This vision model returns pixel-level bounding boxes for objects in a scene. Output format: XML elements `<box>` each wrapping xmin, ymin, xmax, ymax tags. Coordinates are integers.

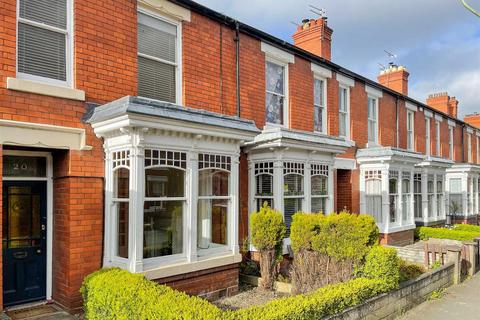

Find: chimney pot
<box><xmin>377</xmin><ymin>65</ymin><xmax>409</xmax><ymax>95</ymax></box>
<box><xmin>292</xmin><ymin>17</ymin><xmax>333</xmax><ymax>60</ymax></box>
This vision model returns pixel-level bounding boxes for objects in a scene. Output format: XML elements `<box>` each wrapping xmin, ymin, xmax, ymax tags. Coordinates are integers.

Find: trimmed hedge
<box><xmin>361</xmin><ymin>246</ymin><xmax>400</xmax><ymax>291</ymax></box>
<box><xmin>416</xmin><ymin>226</ymin><xmax>480</xmax><ymax>242</ymax></box>
<box><xmin>81</xmin><ymin>268</ymin><xmax>393</xmax><ymax>320</ymax></box>
<box><xmin>452</xmin><ymin>224</ymin><xmax>480</xmax><ymax>233</ymax></box>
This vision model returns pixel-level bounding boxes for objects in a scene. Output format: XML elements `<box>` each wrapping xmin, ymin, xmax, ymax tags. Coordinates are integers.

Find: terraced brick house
<box><xmin>0</xmin><ymin>0</ymin><xmax>479</xmax><ymax>312</ymax></box>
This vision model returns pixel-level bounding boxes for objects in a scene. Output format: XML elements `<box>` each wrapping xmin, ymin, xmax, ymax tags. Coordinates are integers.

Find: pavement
<box><xmin>401</xmin><ymin>272</ymin><xmax>480</xmax><ymax>320</ymax></box>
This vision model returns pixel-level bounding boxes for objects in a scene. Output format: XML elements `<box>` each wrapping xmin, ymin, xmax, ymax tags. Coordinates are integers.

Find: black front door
<box><xmin>2</xmin><ymin>181</ymin><xmax>47</xmax><ymax>306</ymax></box>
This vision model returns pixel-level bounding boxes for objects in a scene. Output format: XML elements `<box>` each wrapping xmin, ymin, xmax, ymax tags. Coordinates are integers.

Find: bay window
<box><xmin>365</xmin><ymin>171</ymin><xmax>382</xmax><ymax>223</ymax></box>
<box><xmin>311</xmin><ymin>164</ymin><xmax>329</xmax><ymax>214</ymax></box>
<box><xmin>402</xmin><ymin>172</ymin><xmax>411</xmax><ymax>223</ymax></box>
<box><xmin>467</xmin><ymin>178</ymin><xmax>472</xmax><ymax>214</ymax></box>
<box><xmin>427</xmin><ymin>175</ymin><xmax>434</xmax><ymax>218</ymax></box>
<box><xmin>144</xmin><ymin>150</ymin><xmax>187</xmax><ymax>259</ymax></box>
<box><xmin>197</xmin><ymin>154</ymin><xmax>231</xmax><ymax>250</ymax></box>
<box><xmin>414</xmin><ymin>174</ymin><xmax>422</xmax><ymax>219</ymax></box>
<box><xmin>254</xmin><ymin>162</ymin><xmax>274</xmax><ymax>211</ymax></box>
<box><xmin>138</xmin><ymin>11</ymin><xmax>180</xmax><ymax>103</ymax></box>
<box><xmin>389</xmin><ymin>171</ymin><xmax>399</xmax><ymax>223</ymax></box>
<box><xmin>266</xmin><ymin>61</ymin><xmax>287</xmax><ymax>125</ymax></box>
<box><xmin>314</xmin><ymin>78</ymin><xmax>327</xmax><ymax>133</ymax></box>
<box><xmin>284</xmin><ymin>162</ymin><xmax>304</xmax><ymax>234</ymax></box>
<box><xmin>112</xmin><ymin>150</ymin><xmax>130</xmax><ymax>259</ymax></box>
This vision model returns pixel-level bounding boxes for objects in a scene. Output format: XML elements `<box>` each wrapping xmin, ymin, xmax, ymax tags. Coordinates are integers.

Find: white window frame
<box><xmin>413</xmin><ymin>173</ymin><xmax>422</xmax><ymax>219</ymax></box>
<box><xmin>364</xmin><ymin>170</ymin><xmax>383</xmax><ymax>224</ymax></box>
<box><xmin>137</xmin><ymin>8</ymin><xmax>183</xmax><ymax>104</ymax></box>
<box><xmin>468</xmin><ymin>133</ymin><xmax>472</xmax><ymax>163</ymax></box>
<box><xmin>435</xmin><ymin>120</ymin><xmax>441</xmax><ymax>156</ymax></box>
<box><xmin>313</xmin><ymin>76</ymin><xmax>328</xmax><ymax>134</ymax></box>
<box><xmin>407</xmin><ymin>110</ymin><xmax>415</xmax><ymax>151</ymax></box>
<box><xmin>425</xmin><ymin>118</ymin><xmax>431</xmax><ymax>156</ymax></box>
<box><xmin>16</xmin><ymin>0</ymin><xmax>73</xmax><ymax>87</ymax></box>
<box><xmin>449</xmin><ymin>126</ymin><xmax>454</xmax><ymax>160</ymax></box>
<box><xmin>265</xmin><ymin>57</ymin><xmax>289</xmax><ymax>127</ymax></box>
<box><xmin>339</xmin><ymin>85</ymin><xmax>350</xmax><ymax>139</ymax></box>
<box><xmin>368</xmin><ymin>96</ymin><xmax>379</xmax><ymax>145</ymax></box>
<box><xmin>310</xmin><ymin>164</ymin><xmax>330</xmax><ymax>214</ymax></box>
<box><xmin>389</xmin><ymin>171</ymin><xmax>399</xmax><ymax>225</ymax></box>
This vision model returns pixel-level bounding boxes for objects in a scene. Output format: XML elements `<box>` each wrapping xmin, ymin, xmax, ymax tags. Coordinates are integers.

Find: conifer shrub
<box><xmin>361</xmin><ymin>246</ymin><xmax>400</xmax><ymax>291</ymax></box>
<box><xmin>250</xmin><ymin>203</ymin><xmax>286</xmax><ymax>290</ymax></box>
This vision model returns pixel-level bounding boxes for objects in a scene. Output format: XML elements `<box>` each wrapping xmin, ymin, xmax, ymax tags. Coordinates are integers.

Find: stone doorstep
<box><xmin>2</xmin><ymin>303</ymin><xmax>75</xmax><ymax>320</ymax></box>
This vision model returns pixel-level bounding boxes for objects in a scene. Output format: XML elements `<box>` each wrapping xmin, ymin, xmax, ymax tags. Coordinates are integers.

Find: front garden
<box><xmin>80</xmin><ymin>206</ymin><xmax>425</xmax><ymax>319</ymax></box>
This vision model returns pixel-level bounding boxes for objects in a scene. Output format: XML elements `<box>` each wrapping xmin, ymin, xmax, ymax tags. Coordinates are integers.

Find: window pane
<box><xmin>266</xmin><ymin>92</ymin><xmax>284</xmax><ymax>124</ymax></box>
<box><xmin>284</xmin><ymin>174</ymin><xmax>303</xmax><ymax>196</ymax></box>
<box><xmin>450</xmin><ymin>179</ymin><xmax>462</xmax><ymax>193</ymax></box>
<box><xmin>114</xmin><ymin>168</ymin><xmax>129</xmax><ymax>199</ymax></box>
<box><xmin>18</xmin><ymin>23</ymin><xmax>66</xmax><ymax>81</ymax></box>
<box><xmin>266</xmin><ymin>61</ymin><xmax>284</xmax><ymax>94</ymax></box>
<box><xmin>117</xmin><ymin>202</ymin><xmax>129</xmax><ymax>259</ymax></box>
<box><xmin>368</xmin><ymin>120</ymin><xmax>375</xmax><ymax>142</ymax></box>
<box><xmin>145</xmin><ymin>168</ymin><xmax>184</xmax><ymax>198</ymax></box>
<box><xmin>449</xmin><ymin>194</ymin><xmax>463</xmax><ymax>214</ymax></box>
<box><xmin>144</xmin><ymin>201</ymin><xmax>183</xmax><ymax>258</ymax></box>
<box><xmin>138</xmin><ymin>13</ymin><xmax>176</xmax><ymax>63</ymax></box>
<box><xmin>402</xmin><ymin>194</ymin><xmax>410</xmax><ymax>222</ymax></box>
<box><xmin>366</xmin><ymin>195</ymin><xmax>382</xmax><ymax>223</ymax></box>
<box><xmin>311</xmin><ymin>176</ymin><xmax>327</xmax><ymax>195</ymax></box>
<box><xmin>199</xmin><ymin>170</ymin><xmax>229</xmax><ymax>197</ymax></box>
<box><xmin>3</xmin><ymin>156</ymin><xmax>46</xmax><ymax>178</ymax></box>
<box><xmin>314</xmin><ymin>105</ymin><xmax>323</xmax><ymax>132</ymax></box>
<box><xmin>256</xmin><ymin>174</ymin><xmax>273</xmax><ymax>196</ymax></box>
<box><xmin>284</xmin><ymin>198</ymin><xmax>302</xmax><ymax>236</ymax></box>
<box><xmin>311</xmin><ymin>197</ymin><xmax>326</xmax><ymax>214</ymax></box>
<box><xmin>414</xmin><ymin>195</ymin><xmax>422</xmax><ymax>218</ymax></box>
<box><xmin>20</xmin><ymin>0</ymin><xmax>67</xmax><ymax>29</ymax></box>
<box><xmin>314</xmin><ymin>78</ymin><xmax>324</xmax><ymax>106</ymax></box>
<box><xmin>198</xmin><ymin>199</ymin><xmax>228</xmax><ymax>249</ymax></box>
<box><xmin>339</xmin><ymin>113</ymin><xmax>346</xmax><ymax>136</ymax></box>
<box><xmin>138</xmin><ymin>56</ymin><xmax>176</xmax><ymax>103</ymax></box>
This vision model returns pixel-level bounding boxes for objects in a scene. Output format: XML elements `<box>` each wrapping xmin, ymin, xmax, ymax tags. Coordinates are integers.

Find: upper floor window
<box><xmin>17</xmin><ymin>0</ymin><xmax>71</xmax><ymax>86</ymax></box>
<box><xmin>407</xmin><ymin>110</ymin><xmax>415</xmax><ymax>151</ymax></box>
<box><xmin>435</xmin><ymin>121</ymin><xmax>441</xmax><ymax>156</ymax></box>
<box><xmin>138</xmin><ymin>12</ymin><xmax>180</xmax><ymax>103</ymax></box>
<box><xmin>425</xmin><ymin>118</ymin><xmax>430</xmax><ymax>156</ymax></box>
<box><xmin>339</xmin><ymin>86</ymin><xmax>350</xmax><ymax>138</ymax></box>
<box><xmin>314</xmin><ymin>77</ymin><xmax>327</xmax><ymax>133</ymax></box>
<box><xmin>449</xmin><ymin>126</ymin><xmax>454</xmax><ymax>160</ymax></box>
<box><xmin>266</xmin><ymin>60</ymin><xmax>287</xmax><ymax>125</ymax></box>
<box><xmin>468</xmin><ymin>133</ymin><xmax>472</xmax><ymax>163</ymax></box>
<box><xmin>367</xmin><ymin>97</ymin><xmax>378</xmax><ymax>145</ymax></box>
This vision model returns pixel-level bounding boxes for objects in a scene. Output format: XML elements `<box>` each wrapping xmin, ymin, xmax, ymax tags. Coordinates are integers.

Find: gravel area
<box><xmin>213</xmin><ymin>284</ymin><xmax>289</xmax><ymax>311</ymax></box>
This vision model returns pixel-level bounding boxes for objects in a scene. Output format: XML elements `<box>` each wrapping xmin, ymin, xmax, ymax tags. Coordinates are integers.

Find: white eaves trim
<box><xmin>424</xmin><ymin>110</ymin><xmax>433</xmax><ymax>118</ymax></box>
<box><xmin>311</xmin><ymin>63</ymin><xmax>332</xmax><ymax>78</ymax></box>
<box><xmin>435</xmin><ymin>114</ymin><xmax>444</xmax><ymax>122</ymax></box>
<box><xmin>0</xmin><ymin>119</ymin><xmax>91</xmax><ymax>150</ymax></box>
<box><xmin>448</xmin><ymin>119</ymin><xmax>456</xmax><ymax>127</ymax></box>
<box><xmin>7</xmin><ymin>77</ymin><xmax>85</xmax><ymax>101</ymax></box>
<box><xmin>476</xmin><ymin>130</ymin><xmax>480</xmax><ymax>137</ymax></box>
<box><xmin>467</xmin><ymin>127</ymin><xmax>474</xmax><ymax>134</ymax></box>
<box><xmin>261</xmin><ymin>42</ymin><xmax>295</xmax><ymax>64</ymax></box>
<box><xmin>336</xmin><ymin>73</ymin><xmax>355</xmax><ymax>87</ymax></box>
<box><xmin>365</xmin><ymin>85</ymin><xmax>383</xmax><ymax>98</ymax></box>
<box><xmin>406</xmin><ymin>102</ymin><xmax>418</xmax><ymax>112</ymax></box>
<box><xmin>137</xmin><ymin>0</ymin><xmax>191</xmax><ymax>21</ymax></box>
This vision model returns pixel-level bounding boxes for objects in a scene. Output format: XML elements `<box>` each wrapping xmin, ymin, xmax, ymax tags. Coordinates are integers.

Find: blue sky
<box><xmin>195</xmin><ymin>0</ymin><xmax>480</xmax><ymax>118</ymax></box>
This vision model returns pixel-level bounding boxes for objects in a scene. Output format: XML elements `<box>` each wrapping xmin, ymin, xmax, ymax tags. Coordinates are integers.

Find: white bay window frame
<box><xmin>16</xmin><ymin>0</ymin><xmax>73</xmax><ymax>87</ymax></box>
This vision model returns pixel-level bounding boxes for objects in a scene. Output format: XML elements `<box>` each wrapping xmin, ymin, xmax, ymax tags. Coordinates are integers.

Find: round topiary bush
<box><xmin>362</xmin><ymin>246</ymin><xmax>401</xmax><ymax>291</ymax></box>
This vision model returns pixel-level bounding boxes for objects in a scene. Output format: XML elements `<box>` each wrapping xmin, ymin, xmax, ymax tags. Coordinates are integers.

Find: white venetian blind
<box><xmin>138</xmin><ymin>13</ymin><xmax>177</xmax><ymax>103</ymax></box>
<box><xmin>17</xmin><ymin>0</ymin><xmax>68</xmax><ymax>81</ymax></box>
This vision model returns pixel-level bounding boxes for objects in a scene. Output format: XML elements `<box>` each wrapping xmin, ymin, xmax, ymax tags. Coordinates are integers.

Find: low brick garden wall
<box><xmin>328</xmin><ymin>262</ymin><xmax>455</xmax><ymax>320</ymax></box>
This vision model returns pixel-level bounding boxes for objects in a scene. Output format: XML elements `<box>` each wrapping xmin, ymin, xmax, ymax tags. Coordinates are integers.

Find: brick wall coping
<box><xmin>87</xmin><ymin>96</ymin><xmax>260</xmax><ymax>134</ymax></box>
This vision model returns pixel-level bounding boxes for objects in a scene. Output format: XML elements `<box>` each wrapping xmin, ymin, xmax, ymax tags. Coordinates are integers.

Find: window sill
<box><xmin>7</xmin><ymin>77</ymin><xmax>85</xmax><ymax>101</ymax></box>
<box><xmin>142</xmin><ymin>252</ymin><xmax>242</xmax><ymax>280</ymax></box>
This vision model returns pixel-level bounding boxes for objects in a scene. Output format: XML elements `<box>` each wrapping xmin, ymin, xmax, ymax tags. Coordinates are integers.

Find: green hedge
<box><xmin>361</xmin><ymin>246</ymin><xmax>400</xmax><ymax>291</ymax></box>
<box><xmin>415</xmin><ymin>226</ymin><xmax>480</xmax><ymax>242</ymax></box>
<box><xmin>452</xmin><ymin>224</ymin><xmax>480</xmax><ymax>233</ymax></box>
<box><xmin>81</xmin><ymin>268</ymin><xmax>393</xmax><ymax>320</ymax></box>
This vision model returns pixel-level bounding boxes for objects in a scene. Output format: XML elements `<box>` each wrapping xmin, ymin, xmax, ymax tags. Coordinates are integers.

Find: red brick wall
<box><xmin>336</xmin><ymin>169</ymin><xmax>352</xmax><ymax>212</ymax></box>
<box><xmin>289</xmin><ymin>57</ymin><xmax>314</xmax><ymax>131</ymax></box>
<box><xmin>0</xmin><ymin>146</ymin><xmax>2</xmax><ymax>309</ymax></box>
<box><xmin>156</xmin><ymin>264</ymin><xmax>239</xmax><ymax>301</ymax></box>
<box><xmin>379</xmin><ymin>229</ymin><xmax>414</xmax><ymax>246</ymax></box>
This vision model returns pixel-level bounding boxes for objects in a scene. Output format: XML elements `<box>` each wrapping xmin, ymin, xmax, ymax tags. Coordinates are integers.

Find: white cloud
<box><xmin>195</xmin><ymin>0</ymin><xmax>480</xmax><ymax>118</ymax></box>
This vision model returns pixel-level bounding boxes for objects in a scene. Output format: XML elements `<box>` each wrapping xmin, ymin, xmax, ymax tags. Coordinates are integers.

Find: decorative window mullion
<box><xmin>186</xmin><ymin>151</ymin><xmax>198</xmax><ymax>262</ymax></box>
<box><xmin>129</xmin><ymin>144</ymin><xmax>145</xmax><ymax>273</ymax></box>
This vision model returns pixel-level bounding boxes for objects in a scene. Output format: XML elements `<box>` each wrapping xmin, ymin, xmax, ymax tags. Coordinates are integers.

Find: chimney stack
<box><xmin>464</xmin><ymin>113</ymin><xmax>480</xmax><ymax>129</ymax></box>
<box><xmin>292</xmin><ymin>18</ymin><xmax>333</xmax><ymax>61</ymax></box>
<box><xmin>377</xmin><ymin>64</ymin><xmax>409</xmax><ymax>96</ymax></box>
<box><xmin>426</xmin><ymin>92</ymin><xmax>458</xmax><ymax>118</ymax></box>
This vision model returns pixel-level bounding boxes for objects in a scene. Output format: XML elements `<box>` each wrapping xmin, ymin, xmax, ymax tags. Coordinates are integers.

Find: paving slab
<box><xmin>400</xmin><ymin>273</ymin><xmax>480</xmax><ymax>320</ymax></box>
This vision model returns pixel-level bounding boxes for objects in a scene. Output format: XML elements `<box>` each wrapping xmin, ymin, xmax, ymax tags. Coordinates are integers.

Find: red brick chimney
<box><xmin>377</xmin><ymin>65</ymin><xmax>409</xmax><ymax>96</ymax></box>
<box><xmin>426</xmin><ymin>92</ymin><xmax>458</xmax><ymax>118</ymax></box>
<box><xmin>293</xmin><ymin>18</ymin><xmax>333</xmax><ymax>61</ymax></box>
<box><xmin>464</xmin><ymin>113</ymin><xmax>480</xmax><ymax>129</ymax></box>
